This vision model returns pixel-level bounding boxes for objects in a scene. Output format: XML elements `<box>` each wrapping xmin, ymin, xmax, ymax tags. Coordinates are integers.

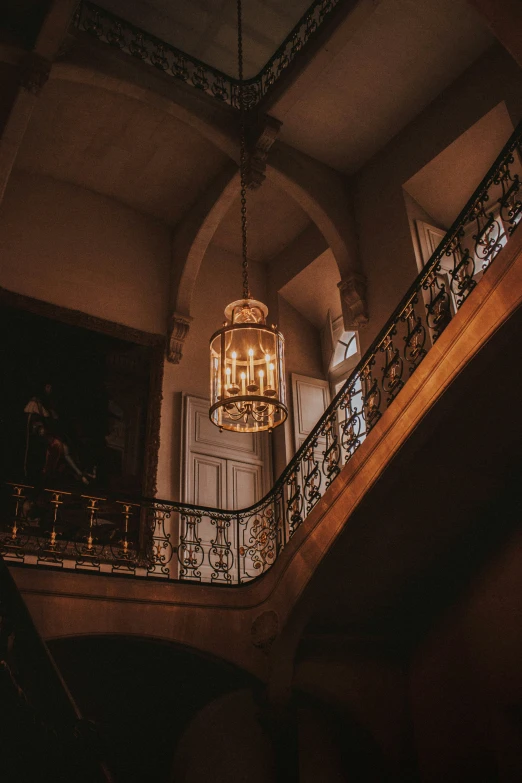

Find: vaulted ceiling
<box><xmin>273</xmin><ymin>0</ymin><xmax>493</xmax><ymax>172</ymax></box>
<box><xmin>11</xmin><ymin>0</ymin><xmax>496</xmax><ymax>281</ymax></box>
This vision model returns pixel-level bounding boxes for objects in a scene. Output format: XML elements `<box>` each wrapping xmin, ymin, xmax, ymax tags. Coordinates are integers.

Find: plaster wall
<box><xmin>0</xmin><ymin>170</ymin><xmax>171</xmax><ymax>333</ymax></box>
<box><xmin>355</xmin><ymin>44</ymin><xmax>522</xmax><ymax>354</ymax></box>
<box><xmin>273</xmin><ymin>294</ymin><xmax>325</xmax><ymax>473</ymax></box>
<box><xmin>410</xmin><ymin>524</ymin><xmax>522</xmax><ymax>782</ymax></box>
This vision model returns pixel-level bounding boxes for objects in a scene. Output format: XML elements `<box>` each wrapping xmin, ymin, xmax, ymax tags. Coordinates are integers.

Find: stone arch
<box><xmin>266</xmin><ymin>143</ymin><xmax>368</xmax><ymax>329</ymax></box>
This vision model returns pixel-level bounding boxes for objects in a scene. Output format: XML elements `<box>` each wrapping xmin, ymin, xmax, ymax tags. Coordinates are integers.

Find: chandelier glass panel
<box><xmin>208</xmin><ymin>0</ymin><xmax>287</xmax><ymax>433</ymax></box>
<box><xmin>210</xmin><ymin>300</ymin><xmax>287</xmax><ymax>432</ymax></box>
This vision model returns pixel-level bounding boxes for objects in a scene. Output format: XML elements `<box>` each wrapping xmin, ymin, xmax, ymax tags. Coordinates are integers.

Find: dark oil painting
<box><xmin>0</xmin><ymin>303</ymin><xmax>156</xmax><ymax>499</ymax></box>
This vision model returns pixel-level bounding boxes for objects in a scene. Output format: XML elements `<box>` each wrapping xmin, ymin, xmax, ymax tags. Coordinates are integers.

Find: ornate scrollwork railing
<box><xmin>72</xmin><ymin>0</ymin><xmax>344</xmax><ymax>109</ymax></box>
<box><xmin>2</xmin><ymin>121</ymin><xmax>521</xmax><ymax>585</ymax></box>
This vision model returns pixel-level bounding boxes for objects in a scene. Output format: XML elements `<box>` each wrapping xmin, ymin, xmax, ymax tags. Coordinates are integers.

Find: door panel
<box><xmin>292</xmin><ymin>373</ymin><xmax>330</xmax><ymax>450</ymax></box>
<box><xmin>182</xmin><ymin>395</ymin><xmax>270</xmax><ymax>510</ymax></box>
<box><xmin>227</xmin><ymin>460</ymin><xmax>261</xmax><ymax>510</ymax></box>
<box><xmin>190</xmin><ymin>454</ymin><xmax>226</xmax><ymax>508</ymax></box>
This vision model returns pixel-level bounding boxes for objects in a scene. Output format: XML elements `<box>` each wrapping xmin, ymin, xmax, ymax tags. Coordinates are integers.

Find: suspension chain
<box><xmin>237</xmin><ymin>0</ymin><xmax>251</xmax><ymax>300</ymax></box>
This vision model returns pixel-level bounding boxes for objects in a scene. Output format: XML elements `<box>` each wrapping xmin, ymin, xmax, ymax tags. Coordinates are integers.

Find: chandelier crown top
<box><xmin>224</xmin><ymin>299</ymin><xmax>268</xmax><ymax>325</ymax></box>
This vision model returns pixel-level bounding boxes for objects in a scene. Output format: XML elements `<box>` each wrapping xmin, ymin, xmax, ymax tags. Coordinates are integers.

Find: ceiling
<box><xmin>275</xmin><ymin>0</ymin><xmax>494</xmax><ymax>172</ymax></box>
<box><xmin>16</xmin><ymin>78</ymin><xmax>227</xmax><ymax>225</ymax></box>
<box><xmin>99</xmin><ymin>0</ymin><xmax>313</xmax><ymax>78</ymax></box>
<box><xmin>279</xmin><ymin>248</ymin><xmax>341</xmax><ymax>328</ymax></box>
<box><xmin>404</xmin><ymin>102</ymin><xmax>515</xmax><ymax>229</ymax></box>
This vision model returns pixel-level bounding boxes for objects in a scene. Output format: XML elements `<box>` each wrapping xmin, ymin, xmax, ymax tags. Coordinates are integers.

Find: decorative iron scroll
<box><xmin>72</xmin><ymin>0</ymin><xmax>344</xmax><ymax>109</ymax></box>
<box><xmin>3</xmin><ymin>122</ymin><xmax>522</xmax><ymax>585</ymax></box>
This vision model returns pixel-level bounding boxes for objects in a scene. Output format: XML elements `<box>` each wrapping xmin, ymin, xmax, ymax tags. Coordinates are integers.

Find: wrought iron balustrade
<box><xmin>2</xmin><ymin>121</ymin><xmax>521</xmax><ymax>585</ymax></box>
<box><xmin>72</xmin><ymin>0</ymin><xmax>344</xmax><ymax>109</ymax></box>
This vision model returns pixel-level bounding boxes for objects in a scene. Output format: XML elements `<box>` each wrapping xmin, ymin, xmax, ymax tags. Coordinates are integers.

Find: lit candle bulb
<box><xmin>225</xmin><ymin>365</ymin><xmax>231</xmax><ymax>391</ymax></box>
<box><xmin>248</xmin><ymin>348</ymin><xmax>254</xmax><ymax>384</ymax></box>
<box><xmin>231</xmin><ymin>351</ymin><xmax>237</xmax><ymax>385</ymax></box>
<box><xmin>258</xmin><ymin>369</ymin><xmax>264</xmax><ymax>395</ymax></box>
<box><xmin>240</xmin><ymin>371</ymin><xmax>246</xmax><ymax>396</ymax></box>
<box><xmin>269</xmin><ymin>362</ymin><xmax>275</xmax><ymax>389</ymax></box>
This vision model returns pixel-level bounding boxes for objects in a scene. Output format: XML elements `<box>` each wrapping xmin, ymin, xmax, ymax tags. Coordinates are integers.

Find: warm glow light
<box><xmin>209</xmin><ymin>299</ymin><xmax>287</xmax><ymax>432</ymax></box>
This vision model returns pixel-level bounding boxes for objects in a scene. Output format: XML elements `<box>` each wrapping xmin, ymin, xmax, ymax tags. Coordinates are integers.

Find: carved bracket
<box><xmin>19</xmin><ymin>53</ymin><xmax>51</xmax><ymax>96</ymax></box>
<box><xmin>245</xmin><ymin>116</ymin><xmax>282</xmax><ymax>190</ymax></box>
<box><xmin>338</xmin><ymin>272</ymin><xmax>369</xmax><ymax>329</ymax></box>
<box><xmin>167</xmin><ymin>312</ymin><xmax>192</xmax><ymax>364</ymax></box>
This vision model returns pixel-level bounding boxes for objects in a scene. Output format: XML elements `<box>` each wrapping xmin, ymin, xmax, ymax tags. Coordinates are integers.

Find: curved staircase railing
<box><xmin>2</xmin><ymin>121</ymin><xmax>521</xmax><ymax>586</ymax></box>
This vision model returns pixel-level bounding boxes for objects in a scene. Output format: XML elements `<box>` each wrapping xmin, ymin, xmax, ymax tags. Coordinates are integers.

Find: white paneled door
<box><xmin>182</xmin><ymin>395</ymin><xmax>270</xmax><ymax>510</ymax></box>
<box><xmin>291</xmin><ymin>373</ymin><xmax>330</xmax><ymax>452</ymax></box>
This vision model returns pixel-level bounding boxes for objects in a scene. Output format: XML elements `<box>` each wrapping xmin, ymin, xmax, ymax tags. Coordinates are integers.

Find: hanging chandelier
<box><xmin>209</xmin><ymin>0</ymin><xmax>287</xmax><ymax>434</ymax></box>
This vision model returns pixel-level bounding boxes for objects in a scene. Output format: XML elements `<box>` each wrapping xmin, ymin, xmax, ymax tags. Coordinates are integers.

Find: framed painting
<box><xmin>0</xmin><ymin>288</ymin><xmax>164</xmax><ymax>500</ymax></box>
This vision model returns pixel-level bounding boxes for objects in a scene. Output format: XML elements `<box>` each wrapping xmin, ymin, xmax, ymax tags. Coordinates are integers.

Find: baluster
<box><xmin>177</xmin><ymin>513</ymin><xmax>203</xmax><ymax>581</ymax></box>
<box><xmin>423</xmin><ymin>268</ymin><xmax>451</xmax><ymax>340</ymax></box>
<box><xmin>76</xmin><ymin>494</ymin><xmax>105</xmax><ymax>569</ymax></box>
<box><xmin>111</xmin><ymin>501</ymin><xmax>140</xmax><ymax>571</ymax></box>
<box><xmin>172</xmin><ymin>54</ymin><xmax>188</xmax><ymax>81</ymax></box>
<box><xmin>106</xmin><ymin>21</ymin><xmax>124</xmax><ymax>48</ymax></box>
<box><xmin>263</xmin><ymin>66</ymin><xmax>276</xmax><ymax>91</ymax></box>
<box><xmin>209</xmin><ymin>515</ymin><xmax>233</xmax><ymax>582</ymax></box>
<box><xmin>402</xmin><ymin>299</ymin><xmax>427</xmax><ymax>374</ymax></box>
<box><xmin>381</xmin><ymin>330</ymin><xmax>404</xmax><ymax>405</ymax></box>
<box><xmin>39</xmin><ymin>489</ymin><xmax>70</xmax><ymax>564</ymax></box>
<box><xmin>303</xmin><ymin>438</ymin><xmax>321</xmax><ymax>513</ymax></box>
<box><xmin>321</xmin><ymin>411</ymin><xmax>341</xmax><ymax>487</ymax></box>
<box><xmin>192</xmin><ymin>65</ymin><xmax>210</xmax><ymax>91</ymax></box>
<box><xmin>340</xmin><ymin>381</ymin><xmax>363</xmax><ymax>460</ymax></box>
<box><xmin>129</xmin><ymin>32</ymin><xmax>147</xmax><ymax>59</ymax></box>
<box><xmin>241</xmin><ymin>504</ymin><xmax>277</xmax><ymax>580</ymax></box>
<box><xmin>291</xmin><ymin>33</ymin><xmax>302</xmax><ymax>57</ymax></box>
<box><xmin>305</xmin><ymin>15</ymin><xmax>318</xmax><ymax>39</ymax></box>
<box><xmin>497</xmin><ymin>159</ymin><xmax>521</xmax><ymax>235</ymax></box>
<box><xmin>274</xmin><ymin>490</ymin><xmax>286</xmax><ymax>555</ymax></box>
<box><xmin>469</xmin><ymin>197</ymin><xmax>502</xmax><ymax>273</ymax></box>
<box><xmin>151</xmin><ymin>42</ymin><xmax>168</xmax><ymax>70</ymax></box>
<box><xmin>147</xmin><ymin>503</ymin><xmax>173</xmax><ymax>577</ymax></box>
<box><xmin>361</xmin><ymin>360</ymin><xmax>381</xmax><ymax>432</ymax></box>
<box><xmin>211</xmin><ymin>76</ymin><xmax>229</xmax><ymax>102</ymax></box>
<box><xmin>84</xmin><ymin>10</ymin><xmax>102</xmax><ymax>37</ymax></box>
<box><xmin>2</xmin><ymin>483</ymin><xmax>33</xmax><ymax>558</ymax></box>
<box><xmin>286</xmin><ymin>467</ymin><xmax>303</xmax><ymax>537</ymax></box>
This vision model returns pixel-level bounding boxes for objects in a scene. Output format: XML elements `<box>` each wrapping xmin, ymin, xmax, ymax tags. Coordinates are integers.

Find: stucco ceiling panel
<box><xmin>278</xmin><ymin>0</ymin><xmax>493</xmax><ymax>172</ymax></box>
<box><xmin>16</xmin><ymin>78</ymin><xmax>228</xmax><ymax>225</ymax></box>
